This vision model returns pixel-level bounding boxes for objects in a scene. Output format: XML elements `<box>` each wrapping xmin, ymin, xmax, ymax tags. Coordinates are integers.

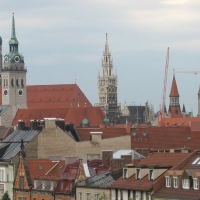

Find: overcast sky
<box><xmin>1</xmin><ymin>0</ymin><xmax>200</xmax><ymax>115</ymax></box>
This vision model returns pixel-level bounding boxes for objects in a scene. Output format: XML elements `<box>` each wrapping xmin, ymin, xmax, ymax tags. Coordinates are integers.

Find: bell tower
<box><xmin>2</xmin><ymin>12</ymin><xmax>27</xmax><ymax>109</ymax></box>
<box><xmin>0</xmin><ymin>12</ymin><xmax>27</xmax><ymax>126</ymax></box>
<box><xmin>96</xmin><ymin>34</ymin><xmax>121</xmax><ymax>123</ymax></box>
<box><xmin>169</xmin><ymin>75</ymin><xmax>182</xmax><ymax>118</ymax></box>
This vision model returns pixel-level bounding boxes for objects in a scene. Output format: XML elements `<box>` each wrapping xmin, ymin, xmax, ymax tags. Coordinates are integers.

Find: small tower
<box><xmin>169</xmin><ymin>75</ymin><xmax>182</xmax><ymax>118</ymax></box>
<box><xmin>197</xmin><ymin>87</ymin><xmax>200</xmax><ymax>116</ymax></box>
<box><xmin>96</xmin><ymin>34</ymin><xmax>121</xmax><ymax>123</ymax></box>
<box><xmin>0</xmin><ymin>12</ymin><xmax>27</xmax><ymax>126</ymax></box>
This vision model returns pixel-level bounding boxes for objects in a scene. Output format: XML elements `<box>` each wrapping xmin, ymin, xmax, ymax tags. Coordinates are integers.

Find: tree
<box><xmin>2</xmin><ymin>191</ymin><xmax>10</xmax><ymax>200</ymax></box>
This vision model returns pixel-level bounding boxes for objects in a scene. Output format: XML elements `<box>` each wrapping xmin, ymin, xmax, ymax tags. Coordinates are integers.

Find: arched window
<box><xmin>6</xmin><ymin>79</ymin><xmax>8</xmax><ymax>86</ymax></box>
<box><xmin>11</xmin><ymin>79</ymin><xmax>14</xmax><ymax>86</ymax></box>
<box><xmin>21</xmin><ymin>79</ymin><xmax>24</xmax><ymax>87</ymax></box>
<box><xmin>3</xmin><ymin>79</ymin><xmax>5</xmax><ymax>87</ymax></box>
<box><xmin>16</xmin><ymin>79</ymin><xmax>19</xmax><ymax>86</ymax></box>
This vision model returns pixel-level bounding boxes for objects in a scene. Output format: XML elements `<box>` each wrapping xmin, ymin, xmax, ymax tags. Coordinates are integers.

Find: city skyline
<box><xmin>1</xmin><ymin>1</ymin><xmax>200</xmax><ymax>115</ymax></box>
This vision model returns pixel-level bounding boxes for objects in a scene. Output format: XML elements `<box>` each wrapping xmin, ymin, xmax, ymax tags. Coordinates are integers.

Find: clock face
<box><xmin>4</xmin><ymin>56</ymin><xmax>8</xmax><ymax>63</ymax></box>
<box><xmin>3</xmin><ymin>89</ymin><xmax>8</xmax><ymax>96</ymax></box>
<box><xmin>14</xmin><ymin>56</ymin><xmax>20</xmax><ymax>63</ymax></box>
<box><xmin>18</xmin><ymin>89</ymin><xmax>23</xmax><ymax>96</ymax></box>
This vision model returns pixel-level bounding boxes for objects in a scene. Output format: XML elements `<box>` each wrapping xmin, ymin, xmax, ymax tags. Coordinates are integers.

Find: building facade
<box><xmin>95</xmin><ymin>34</ymin><xmax>121</xmax><ymax>124</ymax></box>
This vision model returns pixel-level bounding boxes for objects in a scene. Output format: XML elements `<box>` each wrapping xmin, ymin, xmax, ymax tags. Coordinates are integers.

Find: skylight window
<box><xmin>192</xmin><ymin>157</ymin><xmax>200</xmax><ymax>165</ymax></box>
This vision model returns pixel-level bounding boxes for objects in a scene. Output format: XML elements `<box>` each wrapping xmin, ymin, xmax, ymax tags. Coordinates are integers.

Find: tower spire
<box><xmin>11</xmin><ymin>12</ymin><xmax>17</xmax><ymax>39</ymax></box>
<box><xmin>105</xmin><ymin>33</ymin><xmax>109</xmax><ymax>53</ymax></box>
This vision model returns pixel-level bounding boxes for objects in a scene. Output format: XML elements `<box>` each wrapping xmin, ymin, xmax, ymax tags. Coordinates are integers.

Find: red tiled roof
<box><xmin>131</xmin><ymin>126</ymin><xmax>200</xmax><ymax>153</ymax></box>
<box><xmin>169</xmin><ymin>76</ymin><xmax>179</xmax><ymax>97</ymax></box>
<box><xmin>26</xmin><ymin>159</ymin><xmax>59</xmax><ymax>183</ymax></box>
<box><xmin>0</xmin><ymin>84</ymin><xmax>92</xmax><ymax>108</ymax></box>
<box><xmin>13</xmin><ymin>107</ymin><xmax>105</xmax><ymax>126</ymax></box>
<box><xmin>164</xmin><ymin>117</ymin><xmax>200</xmax><ymax>127</ymax></box>
<box><xmin>136</xmin><ymin>153</ymin><xmax>189</xmax><ymax>167</ymax></box>
<box><xmin>76</xmin><ymin>127</ymin><xmax>130</xmax><ymax>141</ymax></box>
<box><xmin>111</xmin><ymin>153</ymin><xmax>189</xmax><ymax>191</ymax></box>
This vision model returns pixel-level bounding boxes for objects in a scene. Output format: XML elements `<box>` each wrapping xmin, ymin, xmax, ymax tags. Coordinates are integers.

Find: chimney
<box><xmin>102</xmin><ymin>150</ymin><xmax>113</xmax><ymax>166</ymax></box>
<box><xmin>18</xmin><ymin>120</ymin><xmax>25</xmax><ymax>130</ymax></box>
<box><xmin>110</xmin><ymin>158</ymin><xmax>125</xmax><ymax>173</ymax></box>
<box><xmin>121</xmin><ymin>155</ymin><xmax>132</xmax><ymax>164</ymax></box>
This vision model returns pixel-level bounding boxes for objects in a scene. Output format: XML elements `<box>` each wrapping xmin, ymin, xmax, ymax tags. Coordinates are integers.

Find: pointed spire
<box><xmin>105</xmin><ymin>33</ymin><xmax>109</xmax><ymax>53</ymax></box>
<box><xmin>182</xmin><ymin>104</ymin><xmax>186</xmax><ymax>113</ymax></box>
<box><xmin>11</xmin><ymin>12</ymin><xmax>17</xmax><ymax>39</ymax></box>
<box><xmin>169</xmin><ymin>75</ymin><xmax>179</xmax><ymax>97</ymax></box>
<box><xmin>164</xmin><ymin>105</ymin><xmax>167</xmax><ymax>114</ymax></box>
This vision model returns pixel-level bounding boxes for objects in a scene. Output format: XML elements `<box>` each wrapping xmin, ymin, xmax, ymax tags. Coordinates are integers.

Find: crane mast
<box><xmin>160</xmin><ymin>47</ymin><xmax>169</xmax><ymax>125</ymax></box>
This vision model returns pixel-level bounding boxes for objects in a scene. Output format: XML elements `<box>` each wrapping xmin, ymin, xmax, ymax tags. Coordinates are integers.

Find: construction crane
<box><xmin>159</xmin><ymin>47</ymin><xmax>169</xmax><ymax>126</ymax></box>
<box><xmin>173</xmin><ymin>69</ymin><xmax>200</xmax><ymax>75</ymax></box>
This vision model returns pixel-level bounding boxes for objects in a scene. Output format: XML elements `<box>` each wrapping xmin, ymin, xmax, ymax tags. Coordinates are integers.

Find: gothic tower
<box><xmin>169</xmin><ymin>75</ymin><xmax>182</xmax><ymax>118</ymax></box>
<box><xmin>0</xmin><ymin>12</ymin><xmax>27</xmax><ymax>126</ymax></box>
<box><xmin>96</xmin><ymin>34</ymin><xmax>121</xmax><ymax>123</ymax></box>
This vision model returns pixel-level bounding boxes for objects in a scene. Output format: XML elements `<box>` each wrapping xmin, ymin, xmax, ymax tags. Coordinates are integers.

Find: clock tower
<box><xmin>0</xmin><ymin>12</ymin><xmax>27</xmax><ymax>126</ymax></box>
<box><xmin>95</xmin><ymin>34</ymin><xmax>121</xmax><ymax>123</ymax></box>
<box><xmin>169</xmin><ymin>75</ymin><xmax>182</xmax><ymax>118</ymax></box>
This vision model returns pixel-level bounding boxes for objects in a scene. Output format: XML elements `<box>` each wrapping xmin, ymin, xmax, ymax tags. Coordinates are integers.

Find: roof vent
<box><xmin>187</xmin><ymin>136</ymin><xmax>192</xmax><ymax>140</ymax></box>
<box><xmin>39</xmin><ymin>166</ymin><xmax>43</xmax><ymax>170</ymax></box>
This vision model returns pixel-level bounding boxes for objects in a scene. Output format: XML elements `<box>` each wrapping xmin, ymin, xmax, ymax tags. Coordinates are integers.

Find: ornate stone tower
<box><xmin>169</xmin><ymin>75</ymin><xmax>182</xmax><ymax>118</ymax></box>
<box><xmin>0</xmin><ymin>12</ymin><xmax>27</xmax><ymax>126</ymax></box>
<box><xmin>96</xmin><ymin>34</ymin><xmax>121</xmax><ymax>123</ymax></box>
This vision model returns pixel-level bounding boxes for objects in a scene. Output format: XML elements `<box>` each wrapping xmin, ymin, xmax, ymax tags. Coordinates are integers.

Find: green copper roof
<box><xmin>103</xmin><ymin>118</ymin><xmax>109</xmax><ymax>124</ymax></box>
<box><xmin>9</xmin><ymin>13</ymin><xmax>18</xmax><ymax>45</ymax></box>
<box><xmin>82</xmin><ymin>118</ymin><xmax>89</xmax><ymax>125</ymax></box>
<box><xmin>0</xmin><ymin>36</ymin><xmax>2</xmax><ymax>45</ymax></box>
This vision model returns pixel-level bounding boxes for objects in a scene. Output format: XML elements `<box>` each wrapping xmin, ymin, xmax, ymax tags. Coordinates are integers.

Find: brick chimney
<box><xmin>121</xmin><ymin>155</ymin><xmax>132</xmax><ymax>164</ymax></box>
<box><xmin>102</xmin><ymin>150</ymin><xmax>113</xmax><ymax>166</ymax></box>
<box><xmin>110</xmin><ymin>158</ymin><xmax>125</xmax><ymax>173</ymax></box>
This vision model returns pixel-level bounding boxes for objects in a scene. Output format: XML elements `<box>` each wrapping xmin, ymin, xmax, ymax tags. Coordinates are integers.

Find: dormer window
<box><xmin>193</xmin><ymin>178</ymin><xmax>199</xmax><ymax>190</ymax></box>
<box><xmin>124</xmin><ymin>168</ymin><xmax>128</xmax><ymax>179</ymax></box>
<box><xmin>182</xmin><ymin>179</ymin><xmax>190</xmax><ymax>189</ymax></box>
<box><xmin>173</xmin><ymin>177</ymin><xmax>178</xmax><ymax>188</ymax></box>
<box><xmin>136</xmin><ymin>168</ymin><xmax>140</xmax><ymax>180</ymax></box>
<box><xmin>149</xmin><ymin>169</ymin><xmax>153</xmax><ymax>181</ymax></box>
<box><xmin>50</xmin><ymin>181</ymin><xmax>54</xmax><ymax>190</ymax></box>
<box><xmin>165</xmin><ymin>176</ymin><xmax>171</xmax><ymax>187</ymax></box>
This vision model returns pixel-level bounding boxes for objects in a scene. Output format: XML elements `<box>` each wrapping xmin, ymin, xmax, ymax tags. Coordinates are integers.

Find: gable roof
<box><xmin>0</xmin><ymin>84</ymin><xmax>92</xmax><ymax>109</ymax></box>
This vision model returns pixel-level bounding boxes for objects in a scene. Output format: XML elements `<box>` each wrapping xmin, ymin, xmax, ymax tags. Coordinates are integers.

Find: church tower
<box><xmin>0</xmin><ymin>12</ymin><xmax>27</xmax><ymax>126</ymax></box>
<box><xmin>96</xmin><ymin>34</ymin><xmax>121</xmax><ymax>123</ymax></box>
<box><xmin>169</xmin><ymin>75</ymin><xmax>182</xmax><ymax>118</ymax></box>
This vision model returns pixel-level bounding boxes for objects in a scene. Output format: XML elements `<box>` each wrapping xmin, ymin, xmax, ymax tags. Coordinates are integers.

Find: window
<box><xmin>11</xmin><ymin>79</ymin><xmax>14</xmax><ymax>86</ymax></box>
<box><xmin>18</xmin><ymin>197</ymin><xmax>26</xmax><ymax>200</ymax></box>
<box><xmin>0</xmin><ymin>184</ymin><xmax>4</xmax><ymax>196</ymax></box>
<box><xmin>173</xmin><ymin>177</ymin><xmax>178</xmax><ymax>188</ymax></box>
<box><xmin>192</xmin><ymin>157</ymin><xmax>200</xmax><ymax>165</ymax></box>
<box><xmin>33</xmin><ymin>198</ymin><xmax>36</xmax><ymax>200</ymax></box>
<box><xmin>193</xmin><ymin>178</ymin><xmax>199</xmax><ymax>190</ymax></box>
<box><xmin>34</xmin><ymin>180</ymin><xmax>37</xmax><ymax>188</ymax></box>
<box><xmin>124</xmin><ymin>168</ymin><xmax>128</xmax><ymax>179</ymax></box>
<box><xmin>50</xmin><ymin>181</ymin><xmax>54</xmax><ymax>190</ymax></box>
<box><xmin>79</xmin><ymin>192</ymin><xmax>82</xmax><ymax>200</ymax></box>
<box><xmin>136</xmin><ymin>168</ymin><xmax>140</xmax><ymax>180</ymax></box>
<box><xmin>21</xmin><ymin>79</ymin><xmax>24</xmax><ymax>87</ymax></box>
<box><xmin>182</xmin><ymin>179</ymin><xmax>190</xmax><ymax>189</ymax></box>
<box><xmin>19</xmin><ymin>176</ymin><xmax>24</xmax><ymax>189</ymax></box>
<box><xmin>149</xmin><ymin>170</ymin><xmax>153</xmax><ymax>181</ymax></box>
<box><xmin>86</xmin><ymin>193</ymin><xmax>91</xmax><ymax>200</ymax></box>
<box><xmin>16</xmin><ymin>79</ymin><xmax>19</xmax><ymax>86</ymax></box>
<box><xmin>94</xmin><ymin>193</ymin><xmax>99</xmax><ymax>200</ymax></box>
<box><xmin>42</xmin><ymin>181</ymin><xmax>45</xmax><ymax>189</ymax></box>
<box><xmin>165</xmin><ymin>176</ymin><xmax>171</xmax><ymax>187</ymax></box>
